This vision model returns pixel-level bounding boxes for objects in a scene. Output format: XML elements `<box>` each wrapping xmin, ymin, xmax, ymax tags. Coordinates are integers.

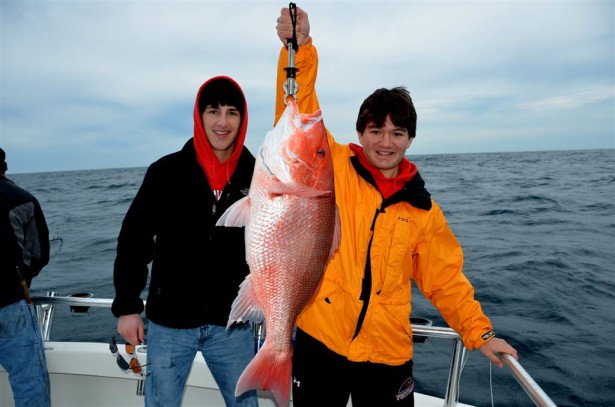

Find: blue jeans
<box><xmin>145</xmin><ymin>321</ymin><xmax>259</xmax><ymax>407</ymax></box>
<box><xmin>0</xmin><ymin>300</ymin><xmax>50</xmax><ymax>407</ymax></box>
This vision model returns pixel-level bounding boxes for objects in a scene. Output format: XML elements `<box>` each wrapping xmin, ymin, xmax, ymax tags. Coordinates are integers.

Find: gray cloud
<box><xmin>1</xmin><ymin>0</ymin><xmax>613</xmax><ymax>173</ymax></box>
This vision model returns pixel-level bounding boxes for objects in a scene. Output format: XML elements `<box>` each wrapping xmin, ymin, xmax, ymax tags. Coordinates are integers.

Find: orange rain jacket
<box><xmin>275</xmin><ymin>39</ymin><xmax>495</xmax><ymax>366</ymax></box>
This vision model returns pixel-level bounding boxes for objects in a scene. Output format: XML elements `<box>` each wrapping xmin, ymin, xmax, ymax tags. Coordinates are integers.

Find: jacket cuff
<box><xmin>469</xmin><ymin>329</ymin><xmax>495</xmax><ymax>350</ymax></box>
<box><xmin>111</xmin><ymin>297</ymin><xmax>145</xmax><ymax>318</ymax></box>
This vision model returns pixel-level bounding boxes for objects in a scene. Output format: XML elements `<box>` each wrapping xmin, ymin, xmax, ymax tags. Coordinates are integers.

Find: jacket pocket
<box><xmin>0</xmin><ymin>302</ymin><xmax>29</xmax><ymax>340</ymax></box>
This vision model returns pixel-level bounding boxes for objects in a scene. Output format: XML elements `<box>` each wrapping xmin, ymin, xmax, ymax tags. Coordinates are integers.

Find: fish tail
<box><xmin>235</xmin><ymin>346</ymin><xmax>292</xmax><ymax>407</ymax></box>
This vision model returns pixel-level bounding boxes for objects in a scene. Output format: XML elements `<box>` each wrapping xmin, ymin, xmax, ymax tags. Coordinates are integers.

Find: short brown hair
<box><xmin>355</xmin><ymin>87</ymin><xmax>417</xmax><ymax>138</ymax></box>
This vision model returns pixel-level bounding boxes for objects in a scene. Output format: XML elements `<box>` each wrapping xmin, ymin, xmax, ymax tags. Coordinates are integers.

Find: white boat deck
<box><xmin>1</xmin><ymin>295</ymin><xmax>557</xmax><ymax>407</ymax></box>
<box><xmin>1</xmin><ymin>341</ymin><xmax>474</xmax><ymax>407</ymax></box>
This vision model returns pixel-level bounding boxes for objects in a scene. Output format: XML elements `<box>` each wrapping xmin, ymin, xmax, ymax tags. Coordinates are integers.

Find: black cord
<box><xmin>289</xmin><ymin>2</ymin><xmax>298</xmax><ymax>52</ymax></box>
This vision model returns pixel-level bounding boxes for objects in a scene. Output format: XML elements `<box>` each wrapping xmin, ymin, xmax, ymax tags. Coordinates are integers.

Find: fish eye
<box><xmin>317</xmin><ymin>148</ymin><xmax>326</xmax><ymax>158</ymax></box>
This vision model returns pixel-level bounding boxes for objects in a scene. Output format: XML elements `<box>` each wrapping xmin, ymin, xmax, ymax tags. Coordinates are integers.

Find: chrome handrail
<box><xmin>498</xmin><ymin>353</ymin><xmax>558</xmax><ymax>407</ymax></box>
<box><xmin>33</xmin><ymin>292</ymin><xmax>116</xmax><ymax>340</ymax></box>
<box><xmin>31</xmin><ymin>294</ymin><xmax>557</xmax><ymax>407</ymax></box>
<box><xmin>34</xmin><ymin>293</ymin><xmax>114</xmax><ymax>308</ymax></box>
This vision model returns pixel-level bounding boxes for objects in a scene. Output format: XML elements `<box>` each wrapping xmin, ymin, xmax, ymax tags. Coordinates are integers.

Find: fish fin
<box><xmin>235</xmin><ymin>345</ymin><xmax>292</xmax><ymax>407</ymax></box>
<box><xmin>216</xmin><ymin>196</ymin><xmax>252</xmax><ymax>227</ymax></box>
<box><xmin>329</xmin><ymin>204</ymin><xmax>342</xmax><ymax>258</ymax></box>
<box><xmin>227</xmin><ymin>274</ymin><xmax>265</xmax><ymax>329</ymax></box>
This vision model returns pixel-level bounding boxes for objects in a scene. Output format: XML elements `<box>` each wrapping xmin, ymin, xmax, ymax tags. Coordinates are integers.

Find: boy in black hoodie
<box><xmin>112</xmin><ymin>77</ymin><xmax>258</xmax><ymax>407</ymax></box>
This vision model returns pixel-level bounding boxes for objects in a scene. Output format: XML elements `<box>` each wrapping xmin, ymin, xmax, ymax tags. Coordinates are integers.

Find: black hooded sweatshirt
<box><xmin>111</xmin><ymin>77</ymin><xmax>255</xmax><ymax>328</ymax></box>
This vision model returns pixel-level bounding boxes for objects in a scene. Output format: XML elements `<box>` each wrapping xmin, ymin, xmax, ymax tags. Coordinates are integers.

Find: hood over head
<box><xmin>193</xmin><ymin>76</ymin><xmax>248</xmax><ymax>192</ymax></box>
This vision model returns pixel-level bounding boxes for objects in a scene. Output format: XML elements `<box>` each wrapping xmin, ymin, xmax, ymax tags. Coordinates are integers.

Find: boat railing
<box><xmin>31</xmin><ymin>293</ymin><xmax>557</xmax><ymax>407</ymax></box>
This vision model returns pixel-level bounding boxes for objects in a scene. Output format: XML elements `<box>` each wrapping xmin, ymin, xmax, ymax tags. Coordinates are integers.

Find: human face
<box><xmin>202</xmin><ymin>104</ymin><xmax>242</xmax><ymax>162</ymax></box>
<box><xmin>357</xmin><ymin>115</ymin><xmax>413</xmax><ymax>178</ymax></box>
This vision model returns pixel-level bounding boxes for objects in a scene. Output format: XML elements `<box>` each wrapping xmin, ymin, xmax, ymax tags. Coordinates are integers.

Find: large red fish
<box><xmin>217</xmin><ymin>98</ymin><xmax>340</xmax><ymax>407</ymax></box>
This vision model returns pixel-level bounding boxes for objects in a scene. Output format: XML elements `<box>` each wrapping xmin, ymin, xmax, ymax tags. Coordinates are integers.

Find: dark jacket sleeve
<box><xmin>0</xmin><ymin>178</ymin><xmax>50</xmax><ymax>304</ymax></box>
<box><xmin>111</xmin><ymin>166</ymin><xmax>156</xmax><ymax>317</ymax></box>
<box><xmin>25</xmin><ymin>196</ymin><xmax>50</xmax><ymax>283</ymax></box>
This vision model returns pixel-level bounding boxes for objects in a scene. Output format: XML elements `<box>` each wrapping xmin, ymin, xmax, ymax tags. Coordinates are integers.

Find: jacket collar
<box><xmin>350</xmin><ymin>156</ymin><xmax>432</xmax><ymax>210</ymax></box>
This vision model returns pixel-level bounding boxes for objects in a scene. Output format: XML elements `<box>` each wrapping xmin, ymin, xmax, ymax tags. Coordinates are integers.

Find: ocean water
<box><xmin>11</xmin><ymin>148</ymin><xmax>615</xmax><ymax>407</ymax></box>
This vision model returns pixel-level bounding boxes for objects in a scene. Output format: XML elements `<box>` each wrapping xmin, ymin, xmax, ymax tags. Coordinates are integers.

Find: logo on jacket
<box><xmin>481</xmin><ymin>330</ymin><xmax>495</xmax><ymax>341</ymax></box>
<box><xmin>240</xmin><ymin>188</ymin><xmax>250</xmax><ymax>196</ymax></box>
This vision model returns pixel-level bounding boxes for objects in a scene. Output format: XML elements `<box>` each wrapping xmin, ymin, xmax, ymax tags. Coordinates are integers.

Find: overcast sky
<box><xmin>1</xmin><ymin>0</ymin><xmax>613</xmax><ymax>174</ymax></box>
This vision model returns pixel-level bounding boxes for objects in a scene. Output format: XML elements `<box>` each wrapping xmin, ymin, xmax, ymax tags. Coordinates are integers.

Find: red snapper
<box><xmin>217</xmin><ymin>98</ymin><xmax>340</xmax><ymax>407</ymax></box>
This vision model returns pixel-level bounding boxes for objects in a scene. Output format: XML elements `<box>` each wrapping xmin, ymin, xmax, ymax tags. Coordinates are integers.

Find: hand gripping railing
<box><xmin>411</xmin><ymin>325</ymin><xmax>558</xmax><ymax>407</ymax></box>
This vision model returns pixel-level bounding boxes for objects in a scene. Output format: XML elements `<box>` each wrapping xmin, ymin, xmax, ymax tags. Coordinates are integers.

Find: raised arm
<box><xmin>274</xmin><ymin>5</ymin><xmax>321</xmax><ymax>123</ymax></box>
